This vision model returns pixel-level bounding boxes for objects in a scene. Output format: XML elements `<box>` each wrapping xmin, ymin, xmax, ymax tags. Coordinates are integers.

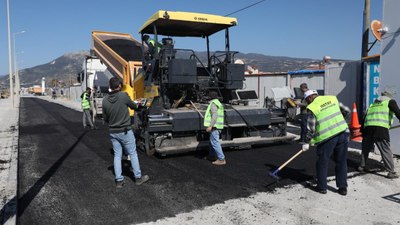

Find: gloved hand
<box><xmin>135</xmin><ymin>98</ymin><xmax>148</xmax><ymax>109</ymax></box>
<box><xmin>302</xmin><ymin>143</ymin><xmax>310</xmax><ymax>151</ymax></box>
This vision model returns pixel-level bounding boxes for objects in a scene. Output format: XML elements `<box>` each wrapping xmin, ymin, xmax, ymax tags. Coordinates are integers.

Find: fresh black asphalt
<box><xmin>17</xmin><ymin>97</ymin><xmax>360</xmax><ymax>225</ymax></box>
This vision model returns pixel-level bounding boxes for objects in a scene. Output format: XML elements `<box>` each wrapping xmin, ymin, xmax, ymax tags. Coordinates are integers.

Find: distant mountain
<box><xmin>0</xmin><ymin>51</ymin><xmax>320</xmax><ymax>88</ymax></box>
<box><xmin>235</xmin><ymin>53</ymin><xmax>319</xmax><ymax>72</ymax></box>
<box><xmin>176</xmin><ymin>52</ymin><xmax>319</xmax><ymax>73</ymax></box>
<box><xmin>0</xmin><ymin>51</ymin><xmax>88</xmax><ymax>88</ymax></box>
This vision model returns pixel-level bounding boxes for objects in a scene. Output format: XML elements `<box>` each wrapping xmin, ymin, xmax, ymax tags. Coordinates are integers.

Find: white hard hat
<box><xmin>382</xmin><ymin>87</ymin><xmax>396</xmax><ymax>98</ymax></box>
<box><xmin>304</xmin><ymin>90</ymin><xmax>318</xmax><ymax>99</ymax></box>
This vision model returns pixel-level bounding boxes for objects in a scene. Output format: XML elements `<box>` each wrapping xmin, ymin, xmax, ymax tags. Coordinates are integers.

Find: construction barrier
<box><xmin>350</xmin><ymin>102</ymin><xmax>363</xmax><ymax>142</ymax></box>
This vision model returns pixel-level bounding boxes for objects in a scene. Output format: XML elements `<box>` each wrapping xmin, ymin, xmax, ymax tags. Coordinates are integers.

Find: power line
<box><xmin>225</xmin><ymin>0</ymin><xmax>267</xmax><ymax>16</ymax></box>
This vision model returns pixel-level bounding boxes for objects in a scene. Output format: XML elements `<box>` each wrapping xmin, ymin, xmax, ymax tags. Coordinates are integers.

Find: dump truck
<box><xmin>91</xmin><ymin>31</ymin><xmax>145</xmax><ymax>116</ymax></box>
<box><xmin>29</xmin><ymin>85</ymin><xmax>43</xmax><ymax>96</ymax></box>
<box><xmin>92</xmin><ymin>10</ymin><xmax>294</xmax><ymax>156</ymax></box>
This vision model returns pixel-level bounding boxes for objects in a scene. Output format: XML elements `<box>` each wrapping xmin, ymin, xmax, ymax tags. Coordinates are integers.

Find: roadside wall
<box><xmin>288</xmin><ymin>73</ymin><xmax>325</xmax><ymax>94</ymax></box>
<box><xmin>325</xmin><ymin>61</ymin><xmax>361</xmax><ymax>110</ymax></box>
<box><xmin>243</xmin><ymin>71</ymin><xmax>325</xmax><ymax>107</ymax></box>
<box><xmin>64</xmin><ymin>86</ymin><xmax>82</xmax><ymax>103</ymax></box>
<box><xmin>243</xmin><ymin>73</ymin><xmax>287</xmax><ymax>107</ymax></box>
<box><xmin>380</xmin><ymin>0</ymin><xmax>400</xmax><ymax>155</ymax></box>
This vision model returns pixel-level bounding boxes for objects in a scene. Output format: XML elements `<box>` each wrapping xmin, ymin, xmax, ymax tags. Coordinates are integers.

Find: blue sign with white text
<box><xmin>369</xmin><ymin>62</ymin><xmax>380</xmax><ymax>105</ymax></box>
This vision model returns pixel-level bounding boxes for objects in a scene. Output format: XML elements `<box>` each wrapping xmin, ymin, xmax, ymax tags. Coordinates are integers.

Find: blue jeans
<box><xmin>109</xmin><ymin>130</ymin><xmax>142</xmax><ymax>181</ymax></box>
<box><xmin>209</xmin><ymin>129</ymin><xmax>225</xmax><ymax>160</ymax></box>
<box><xmin>300</xmin><ymin>113</ymin><xmax>308</xmax><ymax>142</ymax></box>
<box><xmin>316</xmin><ymin>131</ymin><xmax>349</xmax><ymax>190</ymax></box>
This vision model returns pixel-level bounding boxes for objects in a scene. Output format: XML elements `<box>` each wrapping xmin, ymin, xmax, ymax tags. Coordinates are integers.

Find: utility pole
<box><xmin>361</xmin><ymin>0</ymin><xmax>370</xmax><ymax>58</ymax></box>
<box><xmin>14</xmin><ymin>31</ymin><xmax>26</xmax><ymax>101</ymax></box>
<box><xmin>359</xmin><ymin>0</ymin><xmax>370</xmax><ymax>120</ymax></box>
<box><xmin>6</xmin><ymin>0</ymin><xmax>14</xmax><ymax>107</ymax></box>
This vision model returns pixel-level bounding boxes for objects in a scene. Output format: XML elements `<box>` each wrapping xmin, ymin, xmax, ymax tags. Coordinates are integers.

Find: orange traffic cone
<box><xmin>350</xmin><ymin>103</ymin><xmax>363</xmax><ymax>142</ymax></box>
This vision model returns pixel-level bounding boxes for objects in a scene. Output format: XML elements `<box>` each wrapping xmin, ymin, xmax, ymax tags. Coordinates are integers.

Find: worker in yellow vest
<box><xmin>143</xmin><ymin>35</ymin><xmax>161</xmax><ymax>59</ymax></box>
<box><xmin>142</xmin><ymin>35</ymin><xmax>162</xmax><ymax>85</ymax></box>
<box><xmin>359</xmin><ymin>89</ymin><xmax>400</xmax><ymax>179</ymax></box>
<box><xmin>302</xmin><ymin>90</ymin><xmax>350</xmax><ymax>195</ymax></box>
<box><xmin>81</xmin><ymin>87</ymin><xmax>95</xmax><ymax>129</ymax></box>
<box><xmin>204</xmin><ymin>91</ymin><xmax>226</xmax><ymax>166</ymax></box>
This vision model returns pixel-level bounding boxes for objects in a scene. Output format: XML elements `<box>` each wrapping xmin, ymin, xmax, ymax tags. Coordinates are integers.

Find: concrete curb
<box><xmin>0</xmin><ymin>97</ymin><xmax>19</xmax><ymax>225</ymax></box>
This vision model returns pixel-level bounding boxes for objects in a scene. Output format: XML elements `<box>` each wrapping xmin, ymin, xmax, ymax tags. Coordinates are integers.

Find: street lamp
<box><xmin>15</xmin><ymin>52</ymin><xmax>24</xmax><ymax>95</ymax></box>
<box><xmin>13</xmin><ymin>30</ymin><xmax>26</xmax><ymax>98</ymax></box>
<box><xmin>6</xmin><ymin>0</ymin><xmax>13</xmax><ymax>107</ymax></box>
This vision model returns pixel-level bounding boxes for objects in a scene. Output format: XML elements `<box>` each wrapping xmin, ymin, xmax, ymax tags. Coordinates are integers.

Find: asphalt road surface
<box><xmin>17</xmin><ymin>98</ymin><xmax>359</xmax><ymax>225</ymax></box>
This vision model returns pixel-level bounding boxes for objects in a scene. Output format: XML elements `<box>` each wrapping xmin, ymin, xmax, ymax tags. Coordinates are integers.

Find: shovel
<box><xmin>269</xmin><ymin>149</ymin><xmax>304</xmax><ymax>180</ymax></box>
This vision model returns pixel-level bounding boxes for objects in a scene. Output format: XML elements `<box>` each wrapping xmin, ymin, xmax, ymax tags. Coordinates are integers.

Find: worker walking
<box><xmin>81</xmin><ymin>87</ymin><xmax>95</xmax><ymax>129</ymax></box>
<box><xmin>102</xmin><ymin>77</ymin><xmax>149</xmax><ymax>188</ymax></box>
<box><xmin>358</xmin><ymin>89</ymin><xmax>400</xmax><ymax>179</ymax></box>
<box><xmin>204</xmin><ymin>91</ymin><xmax>226</xmax><ymax>166</ymax></box>
<box><xmin>302</xmin><ymin>90</ymin><xmax>350</xmax><ymax>195</ymax></box>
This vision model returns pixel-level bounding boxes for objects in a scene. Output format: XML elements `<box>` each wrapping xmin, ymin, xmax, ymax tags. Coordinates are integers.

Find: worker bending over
<box><xmin>359</xmin><ymin>89</ymin><xmax>400</xmax><ymax>179</ymax></box>
<box><xmin>302</xmin><ymin>90</ymin><xmax>350</xmax><ymax>195</ymax></box>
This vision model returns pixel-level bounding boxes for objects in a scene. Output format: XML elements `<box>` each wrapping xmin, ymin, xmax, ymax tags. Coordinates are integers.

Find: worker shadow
<box><xmin>151</xmin><ymin>148</ymin><xmax>210</xmax><ymax>159</ymax></box>
<box><xmin>382</xmin><ymin>192</ymin><xmax>400</xmax><ymax>204</ymax></box>
<box><xmin>382</xmin><ymin>27</ymin><xmax>400</xmax><ymax>55</ymax></box>
<box><xmin>0</xmin><ymin>196</ymin><xmax>16</xmax><ymax>224</ymax></box>
<box><xmin>155</xmin><ymin>147</ymin><xmax>248</xmax><ymax>160</ymax></box>
<box><xmin>107</xmin><ymin>148</ymin><xmax>139</xmax><ymax>182</ymax></box>
<box><xmin>264</xmin><ymin>163</ymin><xmax>314</xmax><ymax>188</ymax></box>
<box><xmin>347</xmin><ymin>150</ymin><xmax>387</xmax><ymax>175</ymax></box>
<box><xmin>106</xmin><ymin>162</ymin><xmax>137</xmax><ymax>182</ymax></box>
<box><xmin>264</xmin><ymin>157</ymin><xmax>364</xmax><ymax>192</ymax></box>
<box><xmin>18</xmin><ymin>131</ymin><xmax>88</xmax><ymax>217</ymax></box>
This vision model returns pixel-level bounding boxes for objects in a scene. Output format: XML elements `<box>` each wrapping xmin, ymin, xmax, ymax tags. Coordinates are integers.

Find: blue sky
<box><xmin>0</xmin><ymin>0</ymin><xmax>383</xmax><ymax>75</ymax></box>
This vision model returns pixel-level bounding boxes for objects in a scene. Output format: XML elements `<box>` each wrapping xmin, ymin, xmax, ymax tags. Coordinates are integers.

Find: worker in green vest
<box><xmin>81</xmin><ymin>87</ymin><xmax>95</xmax><ymax>129</ymax></box>
<box><xmin>358</xmin><ymin>89</ymin><xmax>400</xmax><ymax>179</ymax></box>
<box><xmin>143</xmin><ymin>35</ymin><xmax>162</xmax><ymax>85</ymax></box>
<box><xmin>302</xmin><ymin>90</ymin><xmax>350</xmax><ymax>195</ymax></box>
<box><xmin>143</xmin><ymin>34</ymin><xmax>161</xmax><ymax>59</ymax></box>
<box><xmin>204</xmin><ymin>91</ymin><xmax>226</xmax><ymax>166</ymax></box>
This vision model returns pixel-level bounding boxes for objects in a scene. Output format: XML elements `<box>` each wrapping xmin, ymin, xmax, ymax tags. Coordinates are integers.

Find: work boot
<box><xmin>135</xmin><ymin>175</ymin><xmax>150</xmax><ymax>185</ymax></box>
<box><xmin>205</xmin><ymin>155</ymin><xmax>217</xmax><ymax>161</ymax></box>
<box><xmin>212</xmin><ymin>159</ymin><xmax>226</xmax><ymax>166</ymax></box>
<box><xmin>357</xmin><ymin>166</ymin><xmax>372</xmax><ymax>173</ymax></box>
<box><xmin>297</xmin><ymin>139</ymin><xmax>306</xmax><ymax>145</ymax></box>
<box><xmin>386</xmin><ymin>171</ymin><xmax>399</xmax><ymax>179</ymax></box>
<box><xmin>116</xmin><ymin>180</ymin><xmax>125</xmax><ymax>188</ymax></box>
<box><xmin>311</xmin><ymin>186</ymin><xmax>327</xmax><ymax>194</ymax></box>
<box><xmin>357</xmin><ymin>166</ymin><xmax>366</xmax><ymax>173</ymax></box>
<box><xmin>338</xmin><ymin>187</ymin><xmax>347</xmax><ymax>196</ymax></box>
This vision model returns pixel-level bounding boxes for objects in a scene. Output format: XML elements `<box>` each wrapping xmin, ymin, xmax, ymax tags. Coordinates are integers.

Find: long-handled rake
<box><xmin>268</xmin><ymin>149</ymin><xmax>304</xmax><ymax>180</ymax></box>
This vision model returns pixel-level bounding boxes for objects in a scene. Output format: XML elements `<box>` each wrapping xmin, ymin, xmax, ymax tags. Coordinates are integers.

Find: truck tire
<box><xmin>144</xmin><ymin>131</ymin><xmax>156</xmax><ymax>156</ymax></box>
